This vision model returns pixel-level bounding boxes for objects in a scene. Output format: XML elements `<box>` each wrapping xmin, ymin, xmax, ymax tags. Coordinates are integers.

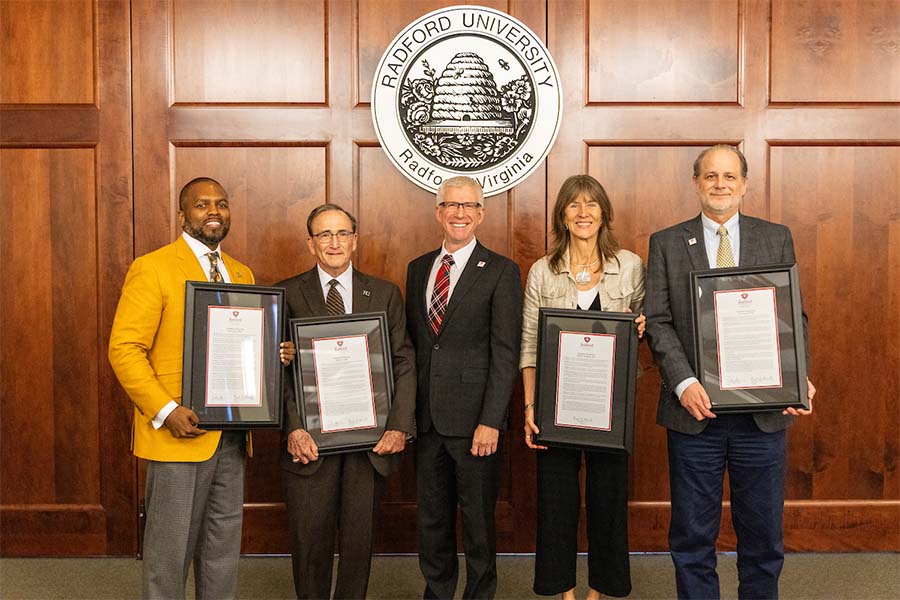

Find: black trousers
<box><xmin>416</xmin><ymin>429</ymin><xmax>502</xmax><ymax>599</ymax></box>
<box><xmin>534</xmin><ymin>446</ymin><xmax>631</xmax><ymax>597</ymax></box>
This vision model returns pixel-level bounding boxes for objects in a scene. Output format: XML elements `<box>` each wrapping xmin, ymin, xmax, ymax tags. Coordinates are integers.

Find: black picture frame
<box><xmin>289</xmin><ymin>312</ymin><xmax>394</xmax><ymax>455</ymax></box>
<box><xmin>182</xmin><ymin>281</ymin><xmax>285</xmax><ymax>429</ymax></box>
<box><xmin>690</xmin><ymin>263</ymin><xmax>809</xmax><ymax>413</ymax></box>
<box><xmin>534</xmin><ymin>308</ymin><xmax>639</xmax><ymax>453</ymax></box>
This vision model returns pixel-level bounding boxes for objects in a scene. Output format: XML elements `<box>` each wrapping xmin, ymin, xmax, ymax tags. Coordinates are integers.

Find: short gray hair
<box><xmin>692</xmin><ymin>144</ymin><xmax>748</xmax><ymax>179</ymax></box>
<box><xmin>436</xmin><ymin>176</ymin><xmax>484</xmax><ymax>206</ymax></box>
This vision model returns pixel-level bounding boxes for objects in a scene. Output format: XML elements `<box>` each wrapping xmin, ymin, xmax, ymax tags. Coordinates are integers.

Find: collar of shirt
<box><xmin>317</xmin><ymin>262</ymin><xmax>353</xmax><ymax>311</ymax></box>
<box><xmin>440</xmin><ymin>237</ymin><xmax>477</xmax><ymax>272</ymax></box>
<box><xmin>701</xmin><ymin>212</ymin><xmax>740</xmax><ymax>267</ymax></box>
<box><xmin>425</xmin><ymin>237</ymin><xmax>478</xmax><ymax>309</ymax></box>
<box><xmin>181</xmin><ymin>232</ymin><xmax>231</xmax><ymax>282</ymax></box>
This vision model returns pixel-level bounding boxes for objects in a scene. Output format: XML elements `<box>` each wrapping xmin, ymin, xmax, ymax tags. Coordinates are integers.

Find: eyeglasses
<box><xmin>311</xmin><ymin>230</ymin><xmax>355</xmax><ymax>244</ymax></box>
<box><xmin>439</xmin><ymin>202</ymin><xmax>481</xmax><ymax>213</ymax></box>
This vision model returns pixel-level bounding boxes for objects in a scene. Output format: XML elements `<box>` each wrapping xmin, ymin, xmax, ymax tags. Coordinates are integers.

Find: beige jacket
<box><xmin>520</xmin><ymin>248</ymin><xmax>646</xmax><ymax>369</ymax></box>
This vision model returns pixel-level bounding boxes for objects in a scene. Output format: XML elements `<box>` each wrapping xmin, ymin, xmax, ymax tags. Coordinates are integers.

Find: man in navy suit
<box><xmin>645</xmin><ymin>145</ymin><xmax>817</xmax><ymax>599</ymax></box>
<box><xmin>406</xmin><ymin>176</ymin><xmax>522</xmax><ymax>599</ymax></box>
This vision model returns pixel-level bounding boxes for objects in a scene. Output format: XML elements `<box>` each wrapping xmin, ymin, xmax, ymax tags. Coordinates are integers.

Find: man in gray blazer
<box><xmin>278</xmin><ymin>204</ymin><xmax>416</xmax><ymax>599</ymax></box>
<box><xmin>645</xmin><ymin>145</ymin><xmax>817</xmax><ymax>599</ymax></box>
<box><xmin>406</xmin><ymin>176</ymin><xmax>522</xmax><ymax>599</ymax></box>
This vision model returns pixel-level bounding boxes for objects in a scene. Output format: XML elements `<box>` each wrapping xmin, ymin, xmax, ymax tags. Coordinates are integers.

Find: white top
<box><xmin>316</xmin><ymin>262</ymin><xmax>353</xmax><ymax>314</ymax></box>
<box><xmin>424</xmin><ymin>237</ymin><xmax>478</xmax><ymax>310</ymax></box>
<box><xmin>576</xmin><ymin>283</ymin><xmax>601</xmax><ymax>310</ymax></box>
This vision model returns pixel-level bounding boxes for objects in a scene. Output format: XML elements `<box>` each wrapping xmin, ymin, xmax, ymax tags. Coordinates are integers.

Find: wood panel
<box><xmin>770</xmin><ymin>145</ymin><xmax>900</xmax><ymax>501</ymax></box>
<box><xmin>0</xmin><ymin>0</ymin><xmax>134</xmax><ymax>556</ymax></box>
<box><xmin>771</xmin><ymin>0</ymin><xmax>900</xmax><ymax>103</ymax></box>
<box><xmin>0</xmin><ymin>0</ymin><xmax>94</xmax><ymax>104</ymax></box>
<box><xmin>172</xmin><ymin>0</ymin><xmax>326</xmax><ymax>105</ymax></box>
<box><xmin>588</xmin><ymin>0</ymin><xmax>740</xmax><ymax>104</ymax></box>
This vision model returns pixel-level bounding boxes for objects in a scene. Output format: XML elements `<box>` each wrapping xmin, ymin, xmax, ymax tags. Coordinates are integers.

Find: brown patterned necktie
<box><xmin>716</xmin><ymin>225</ymin><xmax>736</xmax><ymax>268</ymax></box>
<box><xmin>207</xmin><ymin>252</ymin><xmax>224</xmax><ymax>282</ymax></box>
<box><xmin>326</xmin><ymin>279</ymin><xmax>345</xmax><ymax>315</ymax></box>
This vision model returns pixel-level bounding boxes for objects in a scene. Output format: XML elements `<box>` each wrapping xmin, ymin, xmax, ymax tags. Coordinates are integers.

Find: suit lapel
<box><xmin>681</xmin><ymin>216</ymin><xmax>709</xmax><ymax>270</ymax></box>
<box><xmin>415</xmin><ymin>249</ymin><xmax>441</xmax><ymax>332</ymax></box>
<box><xmin>175</xmin><ymin>236</ymin><xmax>208</xmax><ymax>281</ymax></box>
<box><xmin>296</xmin><ymin>268</ymin><xmax>329</xmax><ymax>315</ymax></box>
<box><xmin>352</xmin><ymin>270</ymin><xmax>372</xmax><ymax>313</ymax></box>
<box><xmin>738</xmin><ymin>213</ymin><xmax>759</xmax><ymax>266</ymax></box>
<box><xmin>221</xmin><ymin>252</ymin><xmax>250</xmax><ymax>283</ymax></box>
<box><xmin>440</xmin><ymin>242</ymin><xmax>489</xmax><ymax>328</ymax></box>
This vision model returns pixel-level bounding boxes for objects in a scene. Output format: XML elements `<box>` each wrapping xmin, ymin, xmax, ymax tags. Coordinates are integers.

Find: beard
<box><xmin>183</xmin><ymin>220</ymin><xmax>230</xmax><ymax>246</ymax></box>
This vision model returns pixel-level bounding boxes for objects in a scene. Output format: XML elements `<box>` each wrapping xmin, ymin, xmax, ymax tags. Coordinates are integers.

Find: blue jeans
<box><xmin>667</xmin><ymin>414</ymin><xmax>787</xmax><ymax>599</ymax></box>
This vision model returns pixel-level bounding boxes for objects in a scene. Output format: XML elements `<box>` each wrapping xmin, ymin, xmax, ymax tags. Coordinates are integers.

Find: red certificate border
<box><xmin>554</xmin><ymin>331</ymin><xmax>615</xmax><ymax>431</ymax></box>
<box><xmin>713</xmin><ymin>287</ymin><xmax>783</xmax><ymax>391</ymax></box>
<box><xmin>311</xmin><ymin>334</ymin><xmax>377</xmax><ymax>433</ymax></box>
<box><xmin>204</xmin><ymin>305</ymin><xmax>265</xmax><ymax>407</ymax></box>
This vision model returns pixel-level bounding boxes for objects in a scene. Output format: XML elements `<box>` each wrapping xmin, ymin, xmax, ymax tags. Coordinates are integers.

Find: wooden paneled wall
<box><xmin>1</xmin><ymin>0</ymin><xmax>897</xmax><ymax>556</ymax></box>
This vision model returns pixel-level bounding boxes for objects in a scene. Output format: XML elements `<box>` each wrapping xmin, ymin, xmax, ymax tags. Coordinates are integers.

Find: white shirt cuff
<box><xmin>674</xmin><ymin>377</ymin><xmax>699</xmax><ymax>400</ymax></box>
<box><xmin>152</xmin><ymin>401</ymin><xmax>178</xmax><ymax>429</ymax></box>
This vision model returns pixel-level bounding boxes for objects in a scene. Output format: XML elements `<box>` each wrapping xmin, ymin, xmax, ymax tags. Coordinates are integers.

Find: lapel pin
<box><xmin>362</xmin><ymin>290</ymin><xmax>371</xmax><ymax>297</ymax></box>
<box><xmin>477</xmin><ymin>261</ymin><xmax>486</xmax><ymax>268</ymax></box>
<box><xmin>688</xmin><ymin>238</ymin><xmax>697</xmax><ymax>246</ymax></box>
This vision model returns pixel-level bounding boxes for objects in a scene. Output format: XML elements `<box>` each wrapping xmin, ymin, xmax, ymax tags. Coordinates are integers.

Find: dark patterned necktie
<box><xmin>326</xmin><ymin>279</ymin><xmax>345</xmax><ymax>315</ymax></box>
<box><xmin>207</xmin><ymin>252</ymin><xmax>224</xmax><ymax>283</ymax></box>
<box><xmin>427</xmin><ymin>254</ymin><xmax>454</xmax><ymax>334</ymax></box>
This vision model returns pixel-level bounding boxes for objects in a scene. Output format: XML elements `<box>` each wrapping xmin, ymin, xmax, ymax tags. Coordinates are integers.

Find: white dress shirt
<box><xmin>316</xmin><ymin>262</ymin><xmax>353</xmax><ymax>314</ymax></box>
<box><xmin>425</xmin><ymin>237</ymin><xmax>478</xmax><ymax>310</ymax></box>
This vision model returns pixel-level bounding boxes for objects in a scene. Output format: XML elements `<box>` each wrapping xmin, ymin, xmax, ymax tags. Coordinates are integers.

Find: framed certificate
<box><xmin>690</xmin><ymin>263</ymin><xmax>809</xmax><ymax>413</ymax></box>
<box><xmin>182</xmin><ymin>282</ymin><xmax>285</xmax><ymax>429</ymax></box>
<box><xmin>289</xmin><ymin>312</ymin><xmax>394</xmax><ymax>454</ymax></box>
<box><xmin>534</xmin><ymin>308</ymin><xmax>639</xmax><ymax>453</ymax></box>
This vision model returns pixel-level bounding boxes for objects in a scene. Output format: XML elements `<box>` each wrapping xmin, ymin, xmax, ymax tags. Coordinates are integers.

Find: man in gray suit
<box><xmin>278</xmin><ymin>204</ymin><xmax>416</xmax><ymax>599</ymax></box>
<box><xmin>645</xmin><ymin>145</ymin><xmax>817</xmax><ymax>599</ymax></box>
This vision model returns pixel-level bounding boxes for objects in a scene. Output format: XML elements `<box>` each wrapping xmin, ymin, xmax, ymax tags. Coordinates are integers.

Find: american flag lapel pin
<box><xmin>477</xmin><ymin>261</ymin><xmax>486</xmax><ymax>268</ymax></box>
<box><xmin>688</xmin><ymin>238</ymin><xmax>697</xmax><ymax>246</ymax></box>
<box><xmin>362</xmin><ymin>290</ymin><xmax>371</xmax><ymax>297</ymax></box>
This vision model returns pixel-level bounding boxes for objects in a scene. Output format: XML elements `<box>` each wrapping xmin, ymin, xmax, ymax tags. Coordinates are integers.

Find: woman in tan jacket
<box><xmin>521</xmin><ymin>175</ymin><xmax>645</xmax><ymax>599</ymax></box>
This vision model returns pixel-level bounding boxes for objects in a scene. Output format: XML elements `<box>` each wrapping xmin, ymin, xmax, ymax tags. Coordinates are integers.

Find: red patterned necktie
<box><xmin>427</xmin><ymin>254</ymin><xmax>455</xmax><ymax>334</ymax></box>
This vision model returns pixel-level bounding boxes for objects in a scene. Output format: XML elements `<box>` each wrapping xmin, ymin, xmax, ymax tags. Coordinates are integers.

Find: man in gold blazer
<box><xmin>278</xmin><ymin>204</ymin><xmax>416</xmax><ymax>599</ymax></box>
<box><xmin>109</xmin><ymin>177</ymin><xmax>254</xmax><ymax>599</ymax></box>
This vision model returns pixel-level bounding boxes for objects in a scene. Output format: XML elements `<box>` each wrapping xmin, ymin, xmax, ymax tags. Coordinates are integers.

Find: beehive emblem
<box><xmin>399</xmin><ymin>51</ymin><xmax>534</xmax><ymax>171</ymax></box>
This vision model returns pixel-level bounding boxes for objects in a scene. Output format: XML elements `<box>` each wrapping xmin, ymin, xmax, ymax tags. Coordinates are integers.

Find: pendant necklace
<box><xmin>573</xmin><ymin>256</ymin><xmax>600</xmax><ymax>284</ymax></box>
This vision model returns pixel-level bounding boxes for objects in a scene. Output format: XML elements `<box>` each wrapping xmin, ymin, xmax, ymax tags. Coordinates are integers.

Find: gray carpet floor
<box><xmin>1</xmin><ymin>553</ymin><xmax>898</xmax><ymax>599</ymax></box>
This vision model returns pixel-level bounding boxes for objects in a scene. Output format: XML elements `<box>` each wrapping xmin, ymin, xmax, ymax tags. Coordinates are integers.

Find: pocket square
<box><xmin>477</xmin><ymin>261</ymin><xmax>486</xmax><ymax>268</ymax></box>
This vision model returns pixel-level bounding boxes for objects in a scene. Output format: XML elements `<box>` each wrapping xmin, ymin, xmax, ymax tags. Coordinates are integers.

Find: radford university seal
<box><xmin>372</xmin><ymin>5</ymin><xmax>562</xmax><ymax>196</ymax></box>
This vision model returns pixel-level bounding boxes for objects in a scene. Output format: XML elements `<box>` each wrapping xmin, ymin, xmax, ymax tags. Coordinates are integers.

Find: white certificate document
<box><xmin>205</xmin><ymin>306</ymin><xmax>264</xmax><ymax>406</ymax></box>
<box><xmin>554</xmin><ymin>332</ymin><xmax>615</xmax><ymax>430</ymax></box>
<box><xmin>713</xmin><ymin>287</ymin><xmax>782</xmax><ymax>390</ymax></box>
<box><xmin>312</xmin><ymin>335</ymin><xmax>377</xmax><ymax>432</ymax></box>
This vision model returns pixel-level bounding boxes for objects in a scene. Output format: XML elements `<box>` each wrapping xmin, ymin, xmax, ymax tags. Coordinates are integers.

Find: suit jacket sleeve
<box><xmin>385</xmin><ymin>283</ymin><xmax>417</xmax><ymax>435</ymax></box>
<box><xmin>108</xmin><ymin>256</ymin><xmax>171</xmax><ymax>422</ymax></box>
<box><xmin>644</xmin><ymin>233</ymin><xmax>696</xmax><ymax>391</ymax></box>
<box><xmin>779</xmin><ymin>227</ymin><xmax>810</xmax><ymax>367</ymax></box>
<box><xmin>479</xmin><ymin>259</ymin><xmax>523</xmax><ymax>429</ymax></box>
<box><xmin>281</xmin><ymin>289</ymin><xmax>304</xmax><ymax>435</ymax></box>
